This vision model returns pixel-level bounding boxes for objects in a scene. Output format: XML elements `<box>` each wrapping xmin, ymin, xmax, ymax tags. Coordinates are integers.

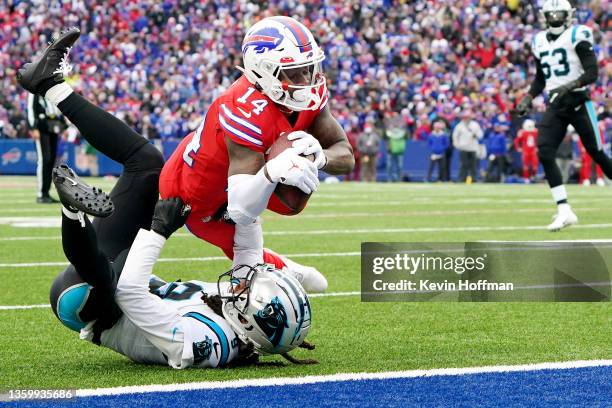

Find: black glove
<box><xmin>549</xmin><ymin>80</ymin><xmax>580</xmax><ymax>107</ymax></box>
<box><xmin>151</xmin><ymin>197</ymin><xmax>191</xmax><ymax>239</ymax></box>
<box><xmin>516</xmin><ymin>95</ymin><xmax>533</xmax><ymax>117</ymax></box>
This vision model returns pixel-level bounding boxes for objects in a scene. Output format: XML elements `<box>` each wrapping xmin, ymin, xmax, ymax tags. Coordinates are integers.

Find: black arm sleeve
<box><xmin>528</xmin><ymin>59</ymin><xmax>546</xmax><ymax>98</ymax></box>
<box><xmin>575</xmin><ymin>41</ymin><xmax>598</xmax><ymax>87</ymax></box>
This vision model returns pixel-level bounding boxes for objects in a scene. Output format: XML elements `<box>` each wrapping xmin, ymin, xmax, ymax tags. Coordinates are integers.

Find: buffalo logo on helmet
<box><xmin>253</xmin><ymin>296</ymin><xmax>288</xmax><ymax>347</ymax></box>
<box><xmin>192</xmin><ymin>336</ymin><xmax>214</xmax><ymax>364</ymax></box>
<box><xmin>242</xmin><ymin>27</ymin><xmax>284</xmax><ymax>55</ymax></box>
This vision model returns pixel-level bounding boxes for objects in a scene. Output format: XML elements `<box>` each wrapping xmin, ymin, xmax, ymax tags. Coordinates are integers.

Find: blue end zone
<box><xmin>7</xmin><ymin>366</ymin><xmax>610</xmax><ymax>407</ymax></box>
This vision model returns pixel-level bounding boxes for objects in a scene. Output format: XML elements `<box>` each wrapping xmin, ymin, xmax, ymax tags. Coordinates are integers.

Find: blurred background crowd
<box><xmin>0</xmin><ymin>0</ymin><xmax>610</xmax><ymax>182</ymax></box>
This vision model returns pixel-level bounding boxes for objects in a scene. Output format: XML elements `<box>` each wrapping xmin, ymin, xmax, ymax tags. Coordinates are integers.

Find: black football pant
<box><xmin>50</xmin><ymin>92</ymin><xmax>164</xmax><ymax>334</ymax></box>
<box><xmin>537</xmin><ymin>97</ymin><xmax>611</xmax><ymax>189</ymax></box>
<box><xmin>36</xmin><ymin>131</ymin><xmax>59</xmax><ymax>198</ymax></box>
<box><xmin>458</xmin><ymin>151</ymin><xmax>477</xmax><ymax>182</ymax></box>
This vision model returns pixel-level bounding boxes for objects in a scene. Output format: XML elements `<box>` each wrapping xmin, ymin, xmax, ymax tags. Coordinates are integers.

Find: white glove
<box><xmin>287</xmin><ymin>131</ymin><xmax>327</xmax><ymax>169</ymax></box>
<box><xmin>265</xmin><ymin>147</ymin><xmax>319</xmax><ymax>194</ymax></box>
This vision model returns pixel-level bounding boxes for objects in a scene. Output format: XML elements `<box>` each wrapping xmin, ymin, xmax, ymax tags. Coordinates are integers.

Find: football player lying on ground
<box><xmin>17</xmin><ymin>28</ymin><xmax>314</xmax><ymax>368</ymax></box>
<box><xmin>159</xmin><ymin>16</ymin><xmax>355</xmax><ymax>292</ymax></box>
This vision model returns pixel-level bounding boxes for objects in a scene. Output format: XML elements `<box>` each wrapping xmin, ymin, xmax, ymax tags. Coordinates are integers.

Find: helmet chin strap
<box><xmin>548</xmin><ymin>25</ymin><xmax>566</xmax><ymax>35</ymax></box>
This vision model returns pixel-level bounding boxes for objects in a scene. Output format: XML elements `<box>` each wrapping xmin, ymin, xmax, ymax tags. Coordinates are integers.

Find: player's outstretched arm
<box><xmin>308</xmin><ymin>105</ymin><xmax>355</xmax><ymax>175</ymax></box>
<box><xmin>226</xmin><ymin>137</ymin><xmax>318</xmax><ymax>225</ymax></box>
<box><xmin>115</xmin><ymin>199</ymin><xmax>192</xmax><ymax>368</ymax></box>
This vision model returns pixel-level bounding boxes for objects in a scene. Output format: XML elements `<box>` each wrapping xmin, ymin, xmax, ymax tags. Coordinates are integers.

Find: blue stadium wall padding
<box><xmin>2</xmin><ymin>138</ymin><xmax>469</xmax><ymax>180</ymax></box>
<box><xmin>0</xmin><ymin>139</ymin><xmax>39</xmax><ymax>175</ymax></box>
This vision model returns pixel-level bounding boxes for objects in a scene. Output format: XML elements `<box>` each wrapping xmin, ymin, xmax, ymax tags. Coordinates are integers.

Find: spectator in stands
<box><xmin>357</xmin><ymin>124</ymin><xmax>381</xmax><ymax>182</ymax></box>
<box><xmin>452</xmin><ymin>110</ymin><xmax>483</xmax><ymax>182</ymax></box>
<box><xmin>0</xmin><ymin>1</ymin><xmax>607</xmax><ymax>183</ymax></box>
<box><xmin>384</xmin><ymin>111</ymin><xmax>407</xmax><ymax>182</ymax></box>
<box><xmin>427</xmin><ymin>121</ymin><xmax>450</xmax><ymax>182</ymax></box>
<box><xmin>485</xmin><ymin>123</ymin><xmax>508</xmax><ymax>182</ymax></box>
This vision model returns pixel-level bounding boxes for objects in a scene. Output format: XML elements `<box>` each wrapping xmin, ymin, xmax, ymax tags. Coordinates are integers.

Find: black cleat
<box><xmin>36</xmin><ymin>196</ymin><xmax>60</xmax><ymax>204</ymax></box>
<box><xmin>52</xmin><ymin>164</ymin><xmax>114</xmax><ymax>218</ymax></box>
<box><xmin>17</xmin><ymin>27</ymin><xmax>80</xmax><ymax>95</ymax></box>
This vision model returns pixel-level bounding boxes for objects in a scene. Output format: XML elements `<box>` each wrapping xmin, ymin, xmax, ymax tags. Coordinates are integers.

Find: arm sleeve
<box><xmin>115</xmin><ymin>229</ymin><xmax>191</xmax><ymax>369</ymax></box>
<box><xmin>27</xmin><ymin>93</ymin><xmax>37</xmax><ymax>129</ymax></box>
<box><xmin>528</xmin><ymin>59</ymin><xmax>546</xmax><ymax>98</ymax></box>
<box><xmin>227</xmin><ymin>169</ymin><xmax>276</xmax><ymax>226</ymax></box>
<box><xmin>575</xmin><ymin>41</ymin><xmax>598</xmax><ymax>87</ymax></box>
<box><xmin>232</xmin><ymin>219</ymin><xmax>264</xmax><ymax>269</ymax></box>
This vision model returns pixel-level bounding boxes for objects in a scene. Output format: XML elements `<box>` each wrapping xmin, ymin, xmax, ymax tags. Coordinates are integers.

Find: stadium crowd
<box><xmin>0</xmin><ymin>0</ymin><xmax>609</xmax><ymax>180</ymax></box>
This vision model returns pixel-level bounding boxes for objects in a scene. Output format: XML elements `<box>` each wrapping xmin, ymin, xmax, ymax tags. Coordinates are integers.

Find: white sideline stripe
<box><xmin>0</xmin><ymin>291</ymin><xmax>362</xmax><ymax>310</ymax></box>
<box><xmin>76</xmin><ymin>360</ymin><xmax>612</xmax><ymax>397</ymax></box>
<box><xmin>0</xmin><ymin>252</ymin><xmax>360</xmax><ymax>268</ymax></box>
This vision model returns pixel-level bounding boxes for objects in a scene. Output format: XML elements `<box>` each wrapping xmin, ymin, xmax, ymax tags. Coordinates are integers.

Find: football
<box><xmin>266</xmin><ymin>132</ymin><xmax>315</xmax><ymax>215</ymax></box>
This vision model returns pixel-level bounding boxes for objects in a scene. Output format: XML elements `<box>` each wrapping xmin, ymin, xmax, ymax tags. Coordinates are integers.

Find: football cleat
<box><xmin>36</xmin><ymin>196</ymin><xmax>60</xmax><ymax>204</ymax></box>
<box><xmin>17</xmin><ymin>27</ymin><xmax>80</xmax><ymax>95</ymax></box>
<box><xmin>52</xmin><ymin>164</ymin><xmax>114</xmax><ymax>217</ymax></box>
<box><xmin>547</xmin><ymin>209</ymin><xmax>578</xmax><ymax>232</ymax></box>
<box><xmin>265</xmin><ymin>248</ymin><xmax>328</xmax><ymax>293</ymax></box>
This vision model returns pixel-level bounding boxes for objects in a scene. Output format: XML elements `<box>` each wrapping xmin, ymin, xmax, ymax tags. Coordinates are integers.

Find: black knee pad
<box><xmin>125</xmin><ymin>142</ymin><xmax>164</xmax><ymax>173</ymax></box>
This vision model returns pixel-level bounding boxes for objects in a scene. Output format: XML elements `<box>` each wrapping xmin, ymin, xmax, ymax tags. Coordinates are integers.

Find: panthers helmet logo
<box><xmin>253</xmin><ymin>296</ymin><xmax>288</xmax><ymax>347</ymax></box>
<box><xmin>192</xmin><ymin>336</ymin><xmax>214</xmax><ymax>364</ymax></box>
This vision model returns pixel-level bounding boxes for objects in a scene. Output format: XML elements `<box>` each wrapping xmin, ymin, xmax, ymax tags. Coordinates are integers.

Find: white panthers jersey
<box><xmin>531</xmin><ymin>25</ymin><xmax>594</xmax><ymax>92</ymax></box>
<box><xmin>82</xmin><ymin>280</ymin><xmax>239</xmax><ymax>369</ymax></box>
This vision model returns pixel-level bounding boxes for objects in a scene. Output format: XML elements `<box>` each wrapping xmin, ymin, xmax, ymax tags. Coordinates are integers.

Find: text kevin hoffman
<box><xmin>373</xmin><ymin>279</ymin><xmax>514</xmax><ymax>292</ymax></box>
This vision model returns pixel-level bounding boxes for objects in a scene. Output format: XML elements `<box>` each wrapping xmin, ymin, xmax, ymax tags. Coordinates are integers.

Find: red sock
<box><xmin>263</xmin><ymin>249</ymin><xmax>287</xmax><ymax>269</ymax></box>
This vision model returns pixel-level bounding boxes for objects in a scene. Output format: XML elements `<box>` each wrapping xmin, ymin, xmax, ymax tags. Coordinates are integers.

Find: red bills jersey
<box><xmin>160</xmin><ymin>76</ymin><xmax>327</xmax><ymax>219</ymax></box>
<box><xmin>514</xmin><ymin>130</ymin><xmax>538</xmax><ymax>154</ymax></box>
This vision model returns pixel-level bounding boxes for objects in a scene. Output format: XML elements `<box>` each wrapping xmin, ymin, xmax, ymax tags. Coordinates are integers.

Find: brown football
<box><xmin>266</xmin><ymin>132</ymin><xmax>315</xmax><ymax>215</ymax></box>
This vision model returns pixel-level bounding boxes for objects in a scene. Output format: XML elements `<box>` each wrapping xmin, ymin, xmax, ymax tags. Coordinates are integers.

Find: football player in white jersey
<box><xmin>17</xmin><ymin>28</ymin><xmax>313</xmax><ymax>368</ymax></box>
<box><xmin>516</xmin><ymin>0</ymin><xmax>611</xmax><ymax>231</ymax></box>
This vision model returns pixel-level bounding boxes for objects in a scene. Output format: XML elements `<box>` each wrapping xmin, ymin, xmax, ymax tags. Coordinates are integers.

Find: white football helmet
<box><xmin>541</xmin><ymin>0</ymin><xmax>574</xmax><ymax>35</ymax></box>
<box><xmin>218</xmin><ymin>264</ymin><xmax>312</xmax><ymax>355</ymax></box>
<box><xmin>239</xmin><ymin>16</ymin><xmax>327</xmax><ymax>112</ymax></box>
<box><xmin>522</xmin><ymin>119</ymin><xmax>536</xmax><ymax>131</ymax></box>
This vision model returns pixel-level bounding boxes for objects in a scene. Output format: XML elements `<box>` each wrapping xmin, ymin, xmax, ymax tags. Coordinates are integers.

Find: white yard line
<box><xmin>0</xmin><ymin>206</ymin><xmax>609</xmax><ymax>230</ymax></box>
<box><xmin>0</xmin><ymin>304</ymin><xmax>50</xmax><ymax>310</ymax></box>
<box><xmin>0</xmin><ymin>291</ymin><xmax>363</xmax><ymax>310</ymax></box>
<box><xmin>0</xmin><ymin>251</ymin><xmax>361</xmax><ymax>268</ymax></box>
<box><xmin>3</xmin><ymin>221</ymin><xmax>612</xmax><ymax>265</ymax></box>
<box><xmin>75</xmin><ymin>360</ymin><xmax>612</xmax><ymax>397</ymax></box>
<box><xmin>3</xmin><ymin>221</ymin><xmax>612</xmax><ymax>241</ymax></box>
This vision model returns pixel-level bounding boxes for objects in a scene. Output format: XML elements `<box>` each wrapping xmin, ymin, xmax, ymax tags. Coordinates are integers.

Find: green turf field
<box><xmin>0</xmin><ymin>176</ymin><xmax>610</xmax><ymax>390</ymax></box>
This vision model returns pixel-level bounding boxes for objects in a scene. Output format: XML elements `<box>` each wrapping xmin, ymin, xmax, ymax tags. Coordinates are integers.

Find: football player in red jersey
<box><xmin>514</xmin><ymin>120</ymin><xmax>539</xmax><ymax>182</ymax></box>
<box><xmin>159</xmin><ymin>17</ymin><xmax>355</xmax><ymax>292</ymax></box>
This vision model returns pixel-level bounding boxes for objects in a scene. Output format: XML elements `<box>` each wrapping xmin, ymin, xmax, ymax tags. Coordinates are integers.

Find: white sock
<box><xmin>62</xmin><ymin>206</ymin><xmax>79</xmax><ymax>219</ymax></box>
<box><xmin>45</xmin><ymin>82</ymin><xmax>73</xmax><ymax>105</ymax></box>
<box><xmin>63</xmin><ymin>206</ymin><xmax>87</xmax><ymax>227</ymax></box>
<box><xmin>550</xmin><ymin>185</ymin><xmax>568</xmax><ymax>204</ymax></box>
<box><xmin>557</xmin><ymin>203</ymin><xmax>571</xmax><ymax>214</ymax></box>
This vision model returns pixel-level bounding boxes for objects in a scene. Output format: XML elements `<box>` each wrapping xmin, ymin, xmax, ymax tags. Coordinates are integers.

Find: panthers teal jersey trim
<box><xmin>184</xmin><ymin>312</ymin><xmax>230</xmax><ymax>367</ymax></box>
